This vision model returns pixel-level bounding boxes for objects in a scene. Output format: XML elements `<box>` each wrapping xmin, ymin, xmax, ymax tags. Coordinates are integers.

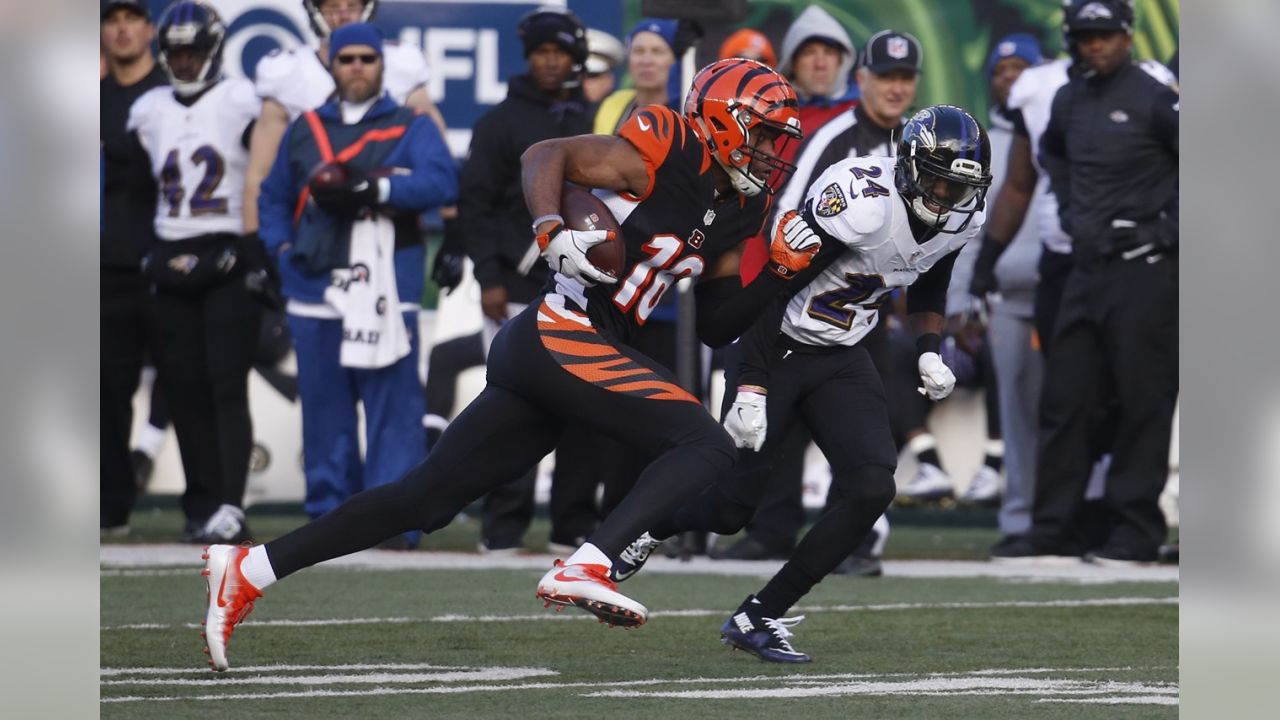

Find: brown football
<box><xmin>308</xmin><ymin>162</ymin><xmax>402</xmax><ymax>191</ymax></box>
<box><xmin>560</xmin><ymin>183</ymin><xmax>625</xmax><ymax>280</ymax></box>
<box><xmin>308</xmin><ymin>161</ymin><xmax>349</xmax><ymax>189</ymax></box>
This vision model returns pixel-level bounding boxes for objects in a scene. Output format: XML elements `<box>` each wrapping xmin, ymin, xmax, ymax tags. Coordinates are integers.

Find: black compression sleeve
<box><xmin>695</xmin><ymin>273</ymin><xmax>787</xmax><ymax>349</ymax></box>
<box><xmin>735</xmin><ymin>295</ymin><xmax>787</xmax><ymax>388</ymax></box>
<box><xmin>906</xmin><ymin>249</ymin><xmax>959</xmax><ymax>317</ymax></box>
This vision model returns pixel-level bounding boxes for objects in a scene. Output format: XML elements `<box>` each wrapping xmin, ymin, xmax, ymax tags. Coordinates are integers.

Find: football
<box><xmin>308</xmin><ymin>161</ymin><xmax>349</xmax><ymax>189</ymax></box>
<box><xmin>308</xmin><ymin>162</ymin><xmax>402</xmax><ymax>192</ymax></box>
<box><xmin>560</xmin><ymin>183</ymin><xmax>625</xmax><ymax>280</ymax></box>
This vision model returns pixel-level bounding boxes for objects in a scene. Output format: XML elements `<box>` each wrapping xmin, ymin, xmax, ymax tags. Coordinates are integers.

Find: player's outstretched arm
<box><xmin>243</xmin><ymin>98</ymin><xmax>291</xmax><ymax>233</ymax></box>
<box><xmin>693</xmin><ymin>212</ymin><xmax>824</xmax><ymax>348</ymax></box>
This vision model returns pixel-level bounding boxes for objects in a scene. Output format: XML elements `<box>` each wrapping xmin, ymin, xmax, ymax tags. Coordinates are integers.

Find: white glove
<box><xmin>723</xmin><ymin>390</ymin><xmax>768</xmax><ymax>451</ymax></box>
<box><xmin>537</xmin><ymin>225</ymin><xmax>617</xmax><ymax>286</ymax></box>
<box><xmin>917</xmin><ymin>352</ymin><xmax>956</xmax><ymax>401</ymax></box>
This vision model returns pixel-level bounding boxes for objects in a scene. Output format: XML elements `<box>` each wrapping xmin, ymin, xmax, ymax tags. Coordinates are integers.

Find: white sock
<box><xmin>984</xmin><ymin>439</ymin><xmax>1006</xmax><ymax>457</ymax></box>
<box><xmin>240</xmin><ymin>545</ymin><xmax>278</xmax><ymax>590</ymax></box>
<box><xmin>134</xmin><ymin>423</ymin><xmax>167</xmax><ymax>458</ymax></box>
<box><xmin>566</xmin><ymin>542</ymin><xmax>611</xmax><ymax>567</ymax></box>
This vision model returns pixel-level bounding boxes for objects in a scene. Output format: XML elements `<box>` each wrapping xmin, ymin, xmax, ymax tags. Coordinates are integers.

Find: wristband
<box><xmin>531</xmin><ymin>214</ymin><xmax>565</xmax><ymax>235</ymax></box>
<box><xmin>535</xmin><ymin>222</ymin><xmax>564</xmax><ymax>252</ymax></box>
<box><xmin>915</xmin><ymin>333</ymin><xmax>942</xmax><ymax>356</ymax></box>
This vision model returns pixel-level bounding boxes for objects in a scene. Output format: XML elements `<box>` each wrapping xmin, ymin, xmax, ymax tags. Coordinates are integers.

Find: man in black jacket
<box><xmin>437</xmin><ymin>8</ymin><xmax>595</xmax><ymax>552</ymax></box>
<box><xmin>100</xmin><ymin>0</ymin><xmax>169</xmax><ymax>534</ymax></box>
<box><xmin>992</xmin><ymin>0</ymin><xmax>1178</xmax><ymax>565</ymax></box>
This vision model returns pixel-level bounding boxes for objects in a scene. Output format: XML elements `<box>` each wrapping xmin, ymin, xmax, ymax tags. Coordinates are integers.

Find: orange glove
<box><xmin>766</xmin><ymin>210</ymin><xmax>822</xmax><ymax>279</ymax></box>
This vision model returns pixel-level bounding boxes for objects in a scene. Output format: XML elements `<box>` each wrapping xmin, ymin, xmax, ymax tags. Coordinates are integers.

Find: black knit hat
<box><xmin>517</xmin><ymin>8</ymin><xmax>588</xmax><ymax>64</ymax></box>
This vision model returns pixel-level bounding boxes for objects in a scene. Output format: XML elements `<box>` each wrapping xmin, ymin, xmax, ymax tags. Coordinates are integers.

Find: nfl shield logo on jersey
<box><xmin>816</xmin><ymin>182</ymin><xmax>847</xmax><ymax>218</ymax></box>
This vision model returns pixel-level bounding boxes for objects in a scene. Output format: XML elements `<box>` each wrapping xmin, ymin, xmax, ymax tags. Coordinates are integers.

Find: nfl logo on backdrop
<box><xmin>887</xmin><ymin>36</ymin><xmax>909</xmax><ymax>59</ymax></box>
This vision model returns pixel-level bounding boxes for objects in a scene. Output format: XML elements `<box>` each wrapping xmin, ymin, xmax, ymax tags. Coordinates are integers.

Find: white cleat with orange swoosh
<box><xmin>535</xmin><ymin>559</ymin><xmax>647</xmax><ymax>628</ymax></box>
<box><xmin>200</xmin><ymin>544</ymin><xmax>263</xmax><ymax>671</ymax></box>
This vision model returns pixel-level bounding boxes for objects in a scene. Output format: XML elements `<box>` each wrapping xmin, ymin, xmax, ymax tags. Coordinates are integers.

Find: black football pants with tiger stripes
<box><xmin>266</xmin><ymin>295</ymin><xmax>736</xmax><ymax>578</ymax></box>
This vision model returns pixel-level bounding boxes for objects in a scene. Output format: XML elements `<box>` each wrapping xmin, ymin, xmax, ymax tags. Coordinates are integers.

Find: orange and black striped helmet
<box><xmin>684</xmin><ymin>58</ymin><xmax>802</xmax><ymax>197</ymax></box>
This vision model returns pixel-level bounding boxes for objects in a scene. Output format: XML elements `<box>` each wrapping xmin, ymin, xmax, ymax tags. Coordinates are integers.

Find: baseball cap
<box><xmin>861</xmin><ymin>29</ymin><xmax>922</xmax><ymax>75</ymax></box>
<box><xmin>101</xmin><ymin>0</ymin><xmax>149</xmax><ymax>20</ymax></box>
<box><xmin>1065</xmin><ymin>0</ymin><xmax>1134</xmax><ymax>34</ymax></box>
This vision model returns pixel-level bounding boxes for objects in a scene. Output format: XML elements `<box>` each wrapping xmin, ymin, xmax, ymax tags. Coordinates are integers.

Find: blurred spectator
<box><xmin>128</xmin><ymin>1</ymin><xmax>263</xmax><ymax>543</ymax></box>
<box><xmin>583</xmin><ymin>28</ymin><xmax>624</xmax><ymax>104</ymax></box>
<box><xmin>948</xmin><ymin>34</ymin><xmax>1046</xmax><ymax>527</ymax></box>
<box><xmin>594</xmin><ymin>18</ymin><xmax>679</xmax><ymax>134</ymax></box>
<box><xmin>257</xmin><ymin>23</ymin><xmax>457</xmax><ymax>549</ymax></box>
<box><xmin>100</xmin><ymin>0</ymin><xmax>167</xmax><ymax>536</ymax></box>
<box><xmin>448</xmin><ymin>7</ymin><xmax>593</xmax><ymax>552</ymax></box>
<box><xmin>243</xmin><ymin>0</ymin><xmax>442</xmax><ymax>236</ymax></box>
<box><xmin>993</xmin><ymin>0</ymin><xmax>1179</xmax><ymax>564</ymax></box>
<box><xmin>776</xmin><ymin>6</ymin><xmax>858</xmax><ymax>157</ymax></box>
<box><xmin>719</xmin><ymin>28</ymin><xmax>777</xmax><ymax>67</ymax></box>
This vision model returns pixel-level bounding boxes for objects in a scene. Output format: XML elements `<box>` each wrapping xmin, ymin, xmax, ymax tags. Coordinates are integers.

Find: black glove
<box><xmin>311</xmin><ymin>168</ymin><xmax>380</xmax><ymax>217</ymax></box>
<box><xmin>431</xmin><ymin>216</ymin><xmax>465</xmax><ymax>293</ymax></box>
<box><xmin>240</xmin><ymin>232</ymin><xmax>285</xmax><ymax>310</ymax></box>
<box><xmin>968</xmin><ymin>235</ymin><xmax>1003</xmax><ymax>299</ymax></box>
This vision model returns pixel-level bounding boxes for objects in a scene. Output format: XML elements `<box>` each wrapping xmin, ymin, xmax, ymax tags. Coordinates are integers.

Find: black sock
<box><xmin>983</xmin><ymin>453</ymin><xmax>1004</xmax><ymax>473</ymax></box>
<box><xmin>917</xmin><ymin>447</ymin><xmax>942</xmax><ymax>468</ymax></box>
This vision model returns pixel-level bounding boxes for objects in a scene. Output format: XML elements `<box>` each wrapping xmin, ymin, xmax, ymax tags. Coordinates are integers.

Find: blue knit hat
<box><xmin>627</xmin><ymin>18</ymin><xmax>678</xmax><ymax>53</ymax></box>
<box><xmin>985</xmin><ymin>33</ymin><xmax>1042</xmax><ymax>79</ymax></box>
<box><xmin>329</xmin><ymin>22</ymin><xmax>384</xmax><ymax>63</ymax></box>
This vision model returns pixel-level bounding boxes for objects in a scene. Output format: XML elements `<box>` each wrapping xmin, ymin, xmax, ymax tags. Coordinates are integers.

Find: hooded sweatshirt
<box><xmin>778</xmin><ymin>6</ymin><xmax>858</xmax><ymax>106</ymax></box>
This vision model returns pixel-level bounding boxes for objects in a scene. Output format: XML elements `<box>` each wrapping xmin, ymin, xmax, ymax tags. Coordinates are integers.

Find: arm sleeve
<box><xmin>457</xmin><ymin>113</ymin><xmax>510</xmax><ymax>289</ymax></box>
<box><xmin>257</xmin><ymin>123</ymin><xmax>298</xmax><ymax>255</ymax></box>
<box><xmin>906</xmin><ymin>249</ymin><xmax>960</xmax><ymax>317</ymax></box>
<box><xmin>1151</xmin><ymin>85</ymin><xmax>1179</xmax><ymax>157</ymax></box>
<box><xmin>386</xmin><ymin>116</ymin><xmax>459</xmax><ymax>211</ymax></box>
<box><xmin>1040</xmin><ymin>86</ymin><xmax>1072</xmax><ymax>235</ymax></box>
<box><xmin>734</xmin><ymin>295</ymin><xmax>787</xmax><ymax>389</ymax></box>
<box><xmin>694</xmin><ymin>272</ymin><xmax>788</xmax><ymax>349</ymax></box>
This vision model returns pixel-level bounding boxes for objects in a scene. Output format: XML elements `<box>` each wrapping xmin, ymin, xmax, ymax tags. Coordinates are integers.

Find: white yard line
<box><xmin>101</xmin><ymin>663</ymin><xmax>474</xmax><ymax>677</ymax></box>
<box><xmin>100</xmin><ymin>544</ymin><xmax>1179</xmax><ymax>583</ymax></box>
<box><xmin>99</xmin><ymin>666</ymin><xmax>1177</xmax><ymax>705</ymax></box>
<box><xmin>100</xmin><ymin>596</ymin><xmax>1176</xmax><ymax>631</ymax></box>
<box><xmin>102</xmin><ymin>667</ymin><xmax>556</xmax><ymax>687</ymax></box>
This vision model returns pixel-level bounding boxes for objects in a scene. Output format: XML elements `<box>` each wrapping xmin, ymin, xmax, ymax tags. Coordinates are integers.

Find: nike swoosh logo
<box><xmin>637</xmin><ymin>117</ymin><xmax>651</xmax><ymax>132</ymax></box>
<box><xmin>217</xmin><ymin>567</ymin><xmax>230</xmax><ymax>608</ymax></box>
<box><xmin>554</xmin><ymin>567</ymin><xmax>590</xmax><ymax>583</ymax></box>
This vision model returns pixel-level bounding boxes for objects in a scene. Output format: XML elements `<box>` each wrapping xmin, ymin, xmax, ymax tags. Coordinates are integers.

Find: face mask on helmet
<box><xmin>685</xmin><ymin>58</ymin><xmax>802</xmax><ymax>198</ymax></box>
<box><xmin>157</xmin><ymin>1</ymin><xmax>226</xmax><ymax>98</ymax></box>
<box><xmin>304</xmin><ymin>0</ymin><xmax>377</xmax><ymax>40</ymax></box>
<box><xmin>895</xmin><ymin>104</ymin><xmax>992</xmax><ymax>233</ymax></box>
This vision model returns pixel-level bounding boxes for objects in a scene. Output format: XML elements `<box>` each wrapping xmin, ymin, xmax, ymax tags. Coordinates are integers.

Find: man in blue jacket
<box><xmin>258</xmin><ymin>23</ymin><xmax>457</xmax><ymax>547</ymax></box>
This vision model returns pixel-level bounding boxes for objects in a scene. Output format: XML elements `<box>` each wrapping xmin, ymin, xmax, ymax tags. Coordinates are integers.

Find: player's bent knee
<box><xmin>832</xmin><ymin>465</ymin><xmax>896</xmax><ymax>512</ymax></box>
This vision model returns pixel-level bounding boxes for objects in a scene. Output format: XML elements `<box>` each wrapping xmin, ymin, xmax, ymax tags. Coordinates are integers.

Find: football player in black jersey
<box><xmin>200</xmin><ymin>58</ymin><xmax>823</xmax><ymax>671</ymax></box>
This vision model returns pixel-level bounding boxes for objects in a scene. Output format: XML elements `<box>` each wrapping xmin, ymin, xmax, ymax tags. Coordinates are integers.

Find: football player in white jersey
<box><xmin>127</xmin><ymin>1</ymin><xmax>264</xmax><ymax>544</ymax></box>
<box><xmin>610</xmin><ymin>105</ymin><xmax>992</xmax><ymax>663</ymax></box>
<box><xmin>242</xmin><ymin>0</ymin><xmax>443</xmax><ymax>232</ymax></box>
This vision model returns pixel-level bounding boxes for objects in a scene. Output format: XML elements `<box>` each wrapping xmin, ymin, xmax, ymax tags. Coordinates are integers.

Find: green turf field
<box><xmin>101</xmin><ymin>510</ymin><xmax>1178</xmax><ymax>718</ymax></box>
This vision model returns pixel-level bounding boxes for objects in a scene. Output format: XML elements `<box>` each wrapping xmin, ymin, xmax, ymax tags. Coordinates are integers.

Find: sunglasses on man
<box><xmin>335</xmin><ymin>53</ymin><xmax>380</xmax><ymax>66</ymax></box>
